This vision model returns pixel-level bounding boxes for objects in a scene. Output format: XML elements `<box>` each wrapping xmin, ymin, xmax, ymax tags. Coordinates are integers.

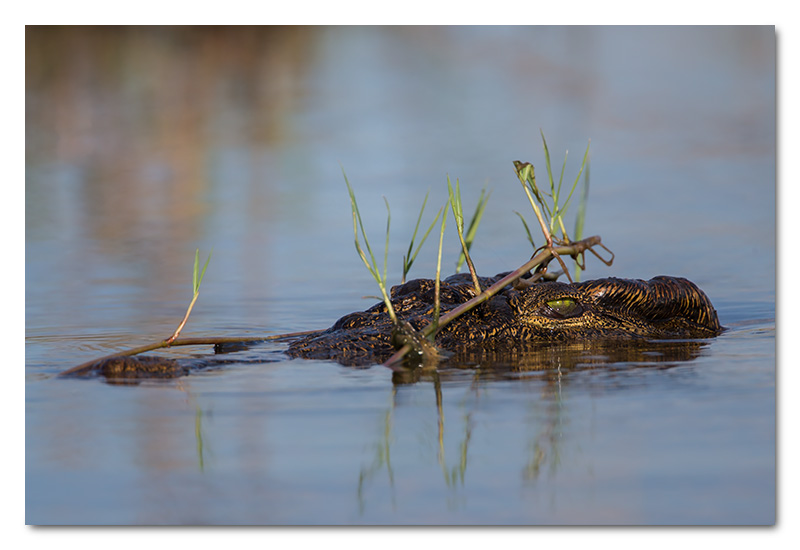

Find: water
<box><xmin>25</xmin><ymin>26</ymin><xmax>775</xmax><ymax>525</ymax></box>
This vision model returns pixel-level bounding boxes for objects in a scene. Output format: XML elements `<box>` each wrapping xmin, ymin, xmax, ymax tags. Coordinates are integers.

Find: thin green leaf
<box><xmin>197</xmin><ymin>249</ymin><xmax>212</xmax><ymax>294</ymax></box>
<box><xmin>343</xmin><ymin>169</ymin><xmax>397</xmax><ymax>324</ymax></box>
<box><xmin>574</xmin><ymin>152</ymin><xmax>590</xmax><ymax>240</ymax></box>
<box><xmin>402</xmin><ymin>191</ymin><xmax>442</xmax><ymax>282</ymax></box>
<box><xmin>448</xmin><ymin>175</ymin><xmax>472</xmax><ymax>273</ymax></box>
<box><xmin>540</xmin><ymin>129</ymin><xmax>556</xmax><ymax>203</ymax></box>
<box><xmin>405</xmin><ymin>206</ymin><xmax>443</xmax><ymax>281</ymax></box>
<box><xmin>455</xmin><ymin>178</ymin><xmax>462</xmax><ymax>221</ymax></box>
<box><xmin>448</xmin><ymin>182</ymin><xmax>483</xmax><ymax>293</ymax></box>
<box><xmin>514</xmin><ymin>161</ymin><xmax>549</xmax><ymax>214</ymax></box>
<box><xmin>514</xmin><ymin>159</ymin><xmax>553</xmax><ymax>245</ymax></box>
<box><xmin>404</xmin><ymin>191</ymin><xmax>430</xmax><ymax>272</ymax></box>
<box><xmin>574</xmin><ymin>154</ymin><xmax>590</xmax><ymax>281</ymax></box>
<box><xmin>192</xmin><ymin>248</ymin><xmax>213</xmax><ymax>295</ymax></box>
<box><xmin>449</xmin><ymin>177</ymin><xmax>468</xmax><ymax>272</ymax></box>
<box><xmin>447</xmin><ymin>176</ymin><xmax>464</xmax><ymax>225</ymax></box>
<box><xmin>192</xmin><ymin>249</ymin><xmax>199</xmax><ymax>294</ymax></box>
<box><xmin>344</xmin><ymin>169</ymin><xmax>380</xmax><ymax>280</ymax></box>
<box><xmin>463</xmin><ymin>187</ymin><xmax>490</xmax><ymax>247</ymax></box>
<box><xmin>383</xmin><ymin>196</ymin><xmax>391</xmax><ymax>286</ymax></box>
<box><xmin>560</xmin><ymin>139</ymin><xmax>591</xmax><ymax>214</ymax></box>
<box><xmin>432</xmin><ymin>199</ymin><xmax>449</xmax><ymax>335</ymax></box>
<box><xmin>555</xmin><ymin>149</ymin><xmax>568</xmax><ymax>206</ymax></box>
<box><xmin>526</xmin><ymin>163</ymin><xmax>552</xmax><ymax>218</ymax></box>
<box><xmin>514</xmin><ymin>211</ymin><xmax>536</xmax><ymax>250</ymax></box>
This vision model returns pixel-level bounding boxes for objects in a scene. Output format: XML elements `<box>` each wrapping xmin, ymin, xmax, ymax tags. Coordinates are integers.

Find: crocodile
<box><xmin>71</xmin><ymin>272</ymin><xmax>722</xmax><ymax>380</ymax></box>
<box><xmin>285</xmin><ymin>272</ymin><xmax>722</xmax><ymax>366</ymax></box>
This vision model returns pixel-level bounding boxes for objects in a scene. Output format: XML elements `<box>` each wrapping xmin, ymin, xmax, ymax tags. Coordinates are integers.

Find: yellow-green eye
<box><xmin>545</xmin><ymin>298</ymin><xmax>584</xmax><ymax>319</ymax></box>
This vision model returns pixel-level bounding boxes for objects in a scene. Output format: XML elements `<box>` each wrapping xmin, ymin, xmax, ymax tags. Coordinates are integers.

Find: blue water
<box><xmin>25</xmin><ymin>26</ymin><xmax>775</xmax><ymax>525</ymax></box>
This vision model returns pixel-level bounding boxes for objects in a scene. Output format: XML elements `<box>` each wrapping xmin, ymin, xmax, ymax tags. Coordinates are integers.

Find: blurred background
<box><xmin>26</xmin><ymin>26</ymin><xmax>775</xmax><ymax>366</ymax></box>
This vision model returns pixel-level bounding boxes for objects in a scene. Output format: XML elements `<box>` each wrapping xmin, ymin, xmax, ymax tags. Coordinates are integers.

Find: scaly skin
<box><xmin>80</xmin><ymin>273</ymin><xmax>722</xmax><ymax>378</ymax></box>
<box><xmin>285</xmin><ymin>273</ymin><xmax>722</xmax><ymax>365</ymax></box>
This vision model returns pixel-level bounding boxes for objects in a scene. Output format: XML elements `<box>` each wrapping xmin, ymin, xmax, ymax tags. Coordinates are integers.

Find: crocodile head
<box><xmin>505</xmin><ymin>276</ymin><xmax>722</xmax><ymax>340</ymax></box>
<box><xmin>287</xmin><ymin>274</ymin><xmax>723</xmax><ymax>365</ymax></box>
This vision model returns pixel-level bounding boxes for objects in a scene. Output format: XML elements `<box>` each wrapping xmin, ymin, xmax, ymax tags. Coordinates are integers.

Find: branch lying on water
<box><xmin>60</xmin><ymin>236</ymin><xmax>612</xmax><ymax>377</ymax></box>
<box><xmin>58</xmin><ymin>330</ymin><xmax>322</xmax><ymax>378</ymax></box>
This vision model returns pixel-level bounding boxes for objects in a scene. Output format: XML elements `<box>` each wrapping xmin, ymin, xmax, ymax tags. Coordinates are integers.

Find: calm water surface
<box><xmin>25</xmin><ymin>26</ymin><xmax>775</xmax><ymax>525</ymax></box>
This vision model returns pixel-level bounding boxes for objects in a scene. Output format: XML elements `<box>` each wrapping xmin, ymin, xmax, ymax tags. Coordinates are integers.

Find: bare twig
<box><xmin>164</xmin><ymin>248</ymin><xmax>213</xmax><ymax>344</ymax></box>
<box><xmin>58</xmin><ymin>330</ymin><xmax>322</xmax><ymax>377</ymax></box>
<box><xmin>165</xmin><ymin>292</ymin><xmax>200</xmax><ymax>344</ymax></box>
<box><xmin>382</xmin><ymin>235</ymin><xmax>607</xmax><ymax>368</ymax></box>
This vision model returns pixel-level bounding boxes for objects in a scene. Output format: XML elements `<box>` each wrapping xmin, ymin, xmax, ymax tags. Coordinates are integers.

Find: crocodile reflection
<box><xmin>356</xmin><ymin>337</ymin><xmax>716</xmax><ymax>511</ymax></box>
<box><xmin>389</xmin><ymin>338</ymin><xmax>713</xmax><ymax>384</ymax></box>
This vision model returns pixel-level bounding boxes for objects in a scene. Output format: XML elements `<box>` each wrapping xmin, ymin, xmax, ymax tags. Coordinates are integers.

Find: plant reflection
<box><xmin>357</xmin><ymin>389</ymin><xmax>397</xmax><ymax>514</ymax></box>
<box><xmin>178</xmin><ymin>379</ymin><xmax>209</xmax><ymax>473</ymax></box>
<box><xmin>195</xmin><ymin>404</ymin><xmax>206</xmax><ymax>473</ymax></box>
<box><xmin>433</xmin><ymin>372</ymin><xmax>473</xmax><ymax>489</ymax></box>
<box><xmin>523</xmin><ymin>362</ymin><xmax>564</xmax><ymax>482</ymax></box>
<box><xmin>358</xmin><ymin>339</ymin><xmax>711</xmax><ymax>512</ymax></box>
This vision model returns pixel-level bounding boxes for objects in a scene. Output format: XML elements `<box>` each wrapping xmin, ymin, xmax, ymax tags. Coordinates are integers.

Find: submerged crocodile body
<box><xmin>285</xmin><ymin>273</ymin><xmax>722</xmax><ymax>365</ymax></box>
<box><xmin>73</xmin><ymin>273</ymin><xmax>722</xmax><ymax>380</ymax></box>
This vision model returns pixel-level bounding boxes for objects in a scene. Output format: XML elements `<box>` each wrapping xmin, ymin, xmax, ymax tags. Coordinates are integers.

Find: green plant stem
<box><xmin>195</xmin><ymin>405</ymin><xmax>205</xmax><ymax>472</ymax></box>
<box><xmin>459</xmin><ymin>234</ymin><xmax>481</xmax><ymax>295</ymax></box>
<box><xmin>574</xmin><ymin>156</ymin><xmax>590</xmax><ymax>281</ymax></box>
<box><xmin>457</xmin><ymin>187</ymin><xmax>491</xmax><ymax>272</ymax></box>
<box><xmin>514</xmin><ymin>211</ymin><xmax>537</xmax><ymax>251</ymax></box>
<box><xmin>402</xmin><ymin>194</ymin><xmax>441</xmax><ymax>284</ymax></box>
<box><xmin>345</xmin><ymin>171</ymin><xmax>398</xmax><ymax>324</ymax></box>
<box><xmin>447</xmin><ymin>177</ymin><xmax>482</xmax><ymax>294</ymax></box>
<box><xmin>165</xmin><ymin>292</ymin><xmax>200</xmax><ymax>344</ymax></box>
<box><xmin>193</xmin><ymin>249</ymin><xmax>213</xmax><ymax>295</ymax></box>
<box><xmin>165</xmin><ymin>248</ymin><xmax>213</xmax><ymax>344</ymax></box>
<box><xmin>515</xmin><ymin>163</ymin><xmax>554</xmax><ymax>247</ymax></box>
<box><xmin>432</xmin><ymin>199</ymin><xmax>448</xmax><ymax>335</ymax></box>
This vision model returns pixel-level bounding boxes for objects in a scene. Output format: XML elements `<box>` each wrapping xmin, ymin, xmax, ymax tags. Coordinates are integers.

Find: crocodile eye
<box><xmin>544</xmin><ymin>298</ymin><xmax>584</xmax><ymax>319</ymax></box>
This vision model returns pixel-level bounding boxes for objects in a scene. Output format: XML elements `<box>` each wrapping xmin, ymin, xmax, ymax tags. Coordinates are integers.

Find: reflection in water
<box><xmin>357</xmin><ymin>389</ymin><xmax>396</xmax><ymax>515</ymax></box>
<box><xmin>392</xmin><ymin>338</ymin><xmax>711</xmax><ymax>384</ymax></box>
<box><xmin>433</xmin><ymin>372</ymin><xmax>472</xmax><ymax>490</ymax></box>
<box><xmin>358</xmin><ymin>371</ymin><xmax>476</xmax><ymax>514</ymax></box>
<box><xmin>195</xmin><ymin>405</ymin><xmax>206</xmax><ymax>473</ymax></box>
<box><xmin>358</xmin><ymin>338</ymin><xmax>711</xmax><ymax>513</ymax></box>
<box><xmin>523</xmin><ymin>362</ymin><xmax>564</xmax><ymax>483</ymax></box>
